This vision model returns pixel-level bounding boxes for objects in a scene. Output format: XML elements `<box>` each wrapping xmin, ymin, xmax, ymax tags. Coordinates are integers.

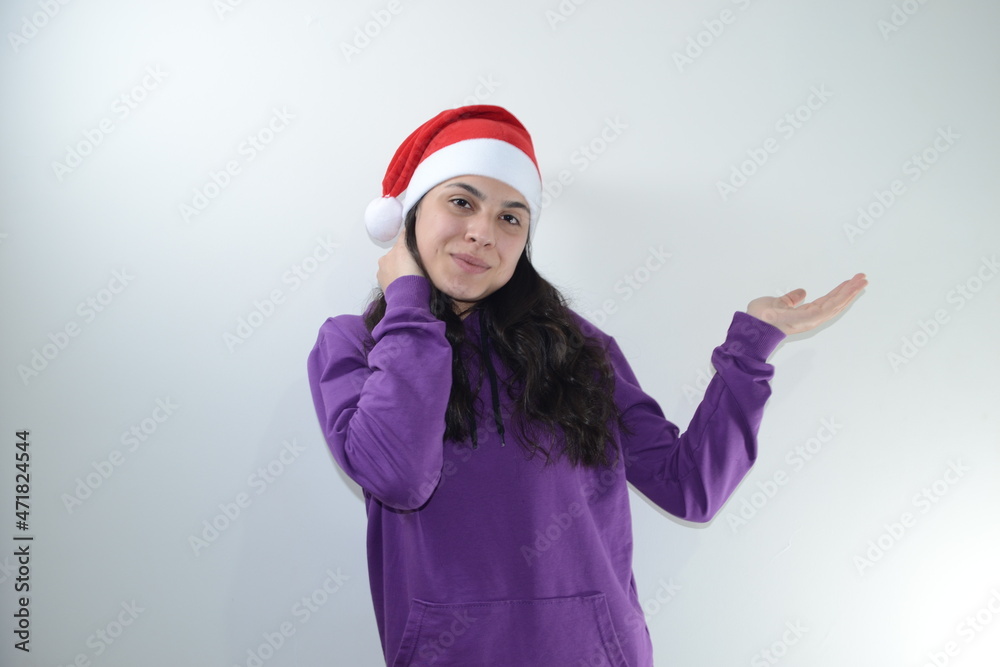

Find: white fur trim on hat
<box><xmin>400</xmin><ymin>138</ymin><xmax>542</xmax><ymax>237</ymax></box>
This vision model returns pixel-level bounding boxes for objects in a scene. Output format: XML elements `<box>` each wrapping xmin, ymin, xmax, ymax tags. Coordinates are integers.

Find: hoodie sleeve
<box><xmin>306</xmin><ymin>275</ymin><xmax>453</xmax><ymax>510</ymax></box>
<box><xmin>612</xmin><ymin>311</ymin><xmax>786</xmax><ymax>523</ymax></box>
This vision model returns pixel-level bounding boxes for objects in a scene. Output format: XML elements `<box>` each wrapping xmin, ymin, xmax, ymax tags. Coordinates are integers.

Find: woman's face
<box><xmin>414</xmin><ymin>174</ymin><xmax>530</xmax><ymax>317</ymax></box>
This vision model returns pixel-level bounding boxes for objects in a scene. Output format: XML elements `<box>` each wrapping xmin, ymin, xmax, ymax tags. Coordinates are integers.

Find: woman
<box><xmin>307</xmin><ymin>105</ymin><xmax>867</xmax><ymax>666</ymax></box>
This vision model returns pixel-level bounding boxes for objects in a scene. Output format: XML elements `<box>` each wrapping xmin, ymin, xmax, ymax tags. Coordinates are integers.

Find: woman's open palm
<box><xmin>746</xmin><ymin>273</ymin><xmax>868</xmax><ymax>335</ymax></box>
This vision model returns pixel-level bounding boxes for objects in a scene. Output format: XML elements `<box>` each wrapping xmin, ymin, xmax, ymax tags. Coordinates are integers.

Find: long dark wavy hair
<box><xmin>363</xmin><ymin>202</ymin><xmax>629</xmax><ymax>468</ymax></box>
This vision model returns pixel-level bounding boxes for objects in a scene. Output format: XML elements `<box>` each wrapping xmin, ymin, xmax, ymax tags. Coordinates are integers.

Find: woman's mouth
<box><xmin>452</xmin><ymin>254</ymin><xmax>489</xmax><ymax>274</ymax></box>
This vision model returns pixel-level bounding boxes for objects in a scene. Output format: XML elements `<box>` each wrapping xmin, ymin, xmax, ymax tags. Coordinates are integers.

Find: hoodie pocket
<box><xmin>391</xmin><ymin>592</ymin><xmax>630</xmax><ymax>667</ymax></box>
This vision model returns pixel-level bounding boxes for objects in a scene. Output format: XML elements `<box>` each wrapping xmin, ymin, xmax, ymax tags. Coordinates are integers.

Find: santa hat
<box><xmin>364</xmin><ymin>105</ymin><xmax>542</xmax><ymax>243</ymax></box>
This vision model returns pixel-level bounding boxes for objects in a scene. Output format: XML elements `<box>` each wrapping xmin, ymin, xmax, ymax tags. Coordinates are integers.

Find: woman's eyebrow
<box><xmin>448</xmin><ymin>182</ymin><xmax>529</xmax><ymax>212</ymax></box>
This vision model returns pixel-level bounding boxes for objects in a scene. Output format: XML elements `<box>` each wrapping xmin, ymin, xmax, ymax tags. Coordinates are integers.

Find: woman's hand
<box><xmin>746</xmin><ymin>273</ymin><xmax>868</xmax><ymax>335</ymax></box>
<box><xmin>377</xmin><ymin>232</ymin><xmax>424</xmax><ymax>293</ymax></box>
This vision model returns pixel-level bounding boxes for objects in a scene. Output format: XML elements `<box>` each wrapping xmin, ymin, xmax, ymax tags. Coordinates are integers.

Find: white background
<box><xmin>2</xmin><ymin>1</ymin><xmax>999</xmax><ymax>666</ymax></box>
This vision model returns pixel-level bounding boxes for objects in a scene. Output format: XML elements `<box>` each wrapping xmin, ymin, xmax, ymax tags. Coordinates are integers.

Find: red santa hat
<box><xmin>364</xmin><ymin>105</ymin><xmax>542</xmax><ymax>243</ymax></box>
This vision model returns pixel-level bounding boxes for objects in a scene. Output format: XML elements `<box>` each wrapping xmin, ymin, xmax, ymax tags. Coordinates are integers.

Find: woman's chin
<box><xmin>437</xmin><ymin>281</ymin><xmax>485</xmax><ymax>305</ymax></box>
<box><xmin>440</xmin><ymin>288</ymin><xmax>486</xmax><ymax>315</ymax></box>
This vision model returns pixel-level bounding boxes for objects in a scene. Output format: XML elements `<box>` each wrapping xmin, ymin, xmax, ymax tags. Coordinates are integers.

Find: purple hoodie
<box><xmin>307</xmin><ymin>275</ymin><xmax>785</xmax><ymax>666</ymax></box>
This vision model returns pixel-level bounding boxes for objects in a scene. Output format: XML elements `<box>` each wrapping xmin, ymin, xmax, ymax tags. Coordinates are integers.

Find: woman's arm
<box><xmin>616</xmin><ymin>273</ymin><xmax>868</xmax><ymax>521</ymax></box>
<box><xmin>306</xmin><ymin>275</ymin><xmax>452</xmax><ymax>510</ymax></box>
<box><xmin>614</xmin><ymin>312</ymin><xmax>784</xmax><ymax>522</ymax></box>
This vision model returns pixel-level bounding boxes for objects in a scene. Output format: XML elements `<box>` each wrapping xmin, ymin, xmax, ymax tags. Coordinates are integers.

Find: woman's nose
<box><xmin>464</xmin><ymin>214</ymin><xmax>494</xmax><ymax>246</ymax></box>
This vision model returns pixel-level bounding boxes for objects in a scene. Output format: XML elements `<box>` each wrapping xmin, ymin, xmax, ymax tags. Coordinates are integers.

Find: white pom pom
<box><xmin>365</xmin><ymin>196</ymin><xmax>403</xmax><ymax>242</ymax></box>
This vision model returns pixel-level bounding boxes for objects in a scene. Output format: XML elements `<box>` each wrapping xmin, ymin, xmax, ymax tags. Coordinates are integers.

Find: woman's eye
<box><xmin>502</xmin><ymin>214</ymin><xmax>520</xmax><ymax>226</ymax></box>
<box><xmin>451</xmin><ymin>198</ymin><xmax>471</xmax><ymax>208</ymax></box>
